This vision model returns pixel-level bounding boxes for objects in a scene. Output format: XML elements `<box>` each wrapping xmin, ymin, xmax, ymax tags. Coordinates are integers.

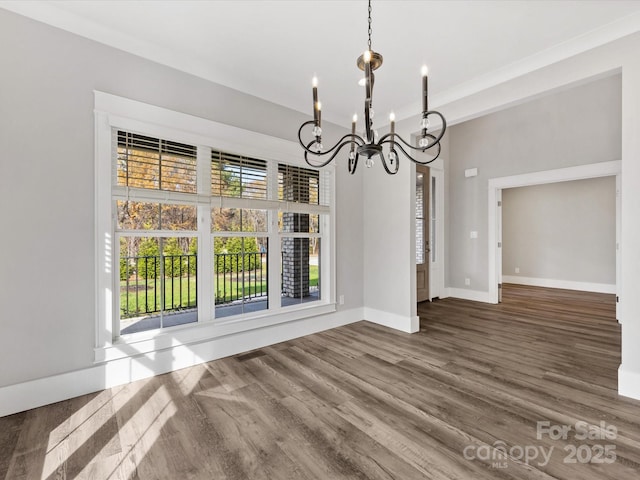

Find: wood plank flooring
<box><xmin>2</xmin><ymin>284</ymin><xmax>639</xmax><ymax>479</ymax></box>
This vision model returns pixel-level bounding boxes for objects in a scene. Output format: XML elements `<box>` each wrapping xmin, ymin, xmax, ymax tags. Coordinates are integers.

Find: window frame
<box><xmin>95</xmin><ymin>91</ymin><xmax>336</xmax><ymax>363</ymax></box>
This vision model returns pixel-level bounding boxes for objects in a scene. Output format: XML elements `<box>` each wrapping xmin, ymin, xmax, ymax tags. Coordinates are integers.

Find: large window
<box><xmin>95</xmin><ymin>93</ymin><xmax>334</xmax><ymax>359</ymax></box>
<box><xmin>116</xmin><ymin>132</ymin><xmax>199</xmax><ymax>334</ymax></box>
<box><xmin>113</xmin><ymin>130</ymin><xmax>331</xmax><ymax>336</ymax></box>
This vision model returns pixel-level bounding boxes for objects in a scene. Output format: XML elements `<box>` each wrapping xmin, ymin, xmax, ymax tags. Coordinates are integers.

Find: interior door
<box><xmin>416</xmin><ymin>165</ymin><xmax>430</xmax><ymax>302</ymax></box>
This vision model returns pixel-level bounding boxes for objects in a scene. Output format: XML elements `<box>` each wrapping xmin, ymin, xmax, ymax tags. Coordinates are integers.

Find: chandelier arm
<box><xmin>304</xmin><ymin>138</ymin><xmax>364</xmax><ymax>168</ymax></box>
<box><xmin>379</xmin><ymin>132</ymin><xmax>436</xmax><ymax>150</ymax></box>
<box><xmin>423</xmin><ymin>110</ymin><xmax>447</xmax><ymax>141</ymax></box>
<box><xmin>301</xmin><ymin>134</ymin><xmax>365</xmax><ymax>156</ymax></box>
<box><xmin>348</xmin><ymin>153</ymin><xmax>359</xmax><ymax>175</ymax></box>
<box><xmin>389</xmin><ymin>139</ymin><xmax>442</xmax><ymax>165</ymax></box>
<box><xmin>297</xmin><ymin>120</ymin><xmax>317</xmax><ymax>153</ymax></box>
<box><xmin>393</xmin><ymin>132</ymin><xmax>438</xmax><ymax>152</ymax></box>
<box><xmin>379</xmin><ymin>132</ymin><xmax>434</xmax><ymax>152</ymax></box>
<box><xmin>298</xmin><ymin>121</ymin><xmax>366</xmax><ymax>156</ymax></box>
<box><xmin>383</xmin><ymin>111</ymin><xmax>447</xmax><ymax>152</ymax></box>
<box><xmin>416</xmin><ymin>140</ymin><xmax>442</xmax><ymax>164</ymax></box>
<box><xmin>378</xmin><ymin>150</ymin><xmax>400</xmax><ymax>175</ymax></box>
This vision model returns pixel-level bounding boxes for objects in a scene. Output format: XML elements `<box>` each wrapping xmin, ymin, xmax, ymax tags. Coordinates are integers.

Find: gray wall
<box><xmin>502</xmin><ymin>177</ymin><xmax>616</xmax><ymax>285</ymax></box>
<box><xmin>447</xmin><ymin>74</ymin><xmax>621</xmax><ymax>292</ymax></box>
<box><xmin>0</xmin><ymin>9</ymin><xmax>363</xmax><ymax>387</ymax></box>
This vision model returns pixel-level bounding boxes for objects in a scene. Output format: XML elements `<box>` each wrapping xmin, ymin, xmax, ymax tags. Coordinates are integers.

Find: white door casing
<box><xmin>488</xmin><ymin>160</ymin><xmax>621</xmax><ymax>307</ymax></box>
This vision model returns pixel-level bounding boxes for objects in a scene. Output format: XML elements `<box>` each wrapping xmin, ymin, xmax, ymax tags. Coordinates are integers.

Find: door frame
<box><xmin>430</xmin><ymin>168</ymin><xmax>445</xmax><ymax>300</ymax></box>
<box><xmin>416</xmin><ymin>165</ymin><xmax>430</xmax><ymax>302</ymax></box>
<box><xmin>488</xmin><ymin>160</ymin><xmax>621</xmax><ymax>306</ymax></box>
<box><xmin>413</xmin><ymin>157</ymin><xmax>445</xmax><ymax>305</ymax></box>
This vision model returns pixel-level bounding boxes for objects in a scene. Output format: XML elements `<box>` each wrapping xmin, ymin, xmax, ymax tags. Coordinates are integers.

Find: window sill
<box><xmin>95</xmin><ymin>301</ymin><xmax>336</xmax><ymax>363</ymax></box>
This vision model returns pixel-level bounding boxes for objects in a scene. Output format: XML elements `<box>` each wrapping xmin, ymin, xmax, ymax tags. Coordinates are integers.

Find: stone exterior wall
<box><xmin>281</xmin><ymin>169</ymin><xmax>311</xmax><ymax>298</ymax></box>
<box><xmin>282</xmin><ymin>216</ymin><xmax>310</xmax><ymax>298</ymax></box>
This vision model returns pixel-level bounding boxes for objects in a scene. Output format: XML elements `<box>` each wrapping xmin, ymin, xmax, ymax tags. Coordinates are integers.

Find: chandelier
<box><xmin>298</xmin><ymin>0</ymin><xmax>447</xmax><ymax>175</ymax></box>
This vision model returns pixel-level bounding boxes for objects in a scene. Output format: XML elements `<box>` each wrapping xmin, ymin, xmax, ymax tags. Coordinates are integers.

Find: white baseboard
<box><xmin>363</xmin><ymin>307</ymin><xmax>419</xmax><ymax>333</ymax></box>
<box><xmin>446</xmin><ymin>288</ymin><xmax>495</xmax><ymax>304</ymax></box>
<box><xmin>502</xmin><ymin>275</ymin><xmax>616</xmax><ymax>294</ymax></box>
<box><xmin>618</xmin><ymin>366</ymin><xmax>640</xmax><ymax>401</ymax></box>
<box><xmin>0</xmin><ymin>308</ymin><xmax>363</xmax><ymax>417</ymax></box>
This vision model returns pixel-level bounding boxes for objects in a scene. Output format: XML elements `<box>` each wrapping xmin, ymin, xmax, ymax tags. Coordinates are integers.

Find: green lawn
<box><xmin>214</xmin><ymin>265</ymin><xmax>319</xmax><ymax>303</ymax></box>
<box><xmin>120</xmin><ymin>276</ymin><xmax>197</xmax><ymax>318</ymax></box>
<box><xmin>120</xmin><ymin>265</ymin><xmax>319</xmax><ymax>317</ymax></box>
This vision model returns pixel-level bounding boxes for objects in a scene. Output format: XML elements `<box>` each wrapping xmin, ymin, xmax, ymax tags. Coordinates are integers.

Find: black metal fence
<box><xmin>214</xmin><ymin>252</ymin><xmax>268</xmax><ymax>304</ymax></box>
<box><xmin>120</xmin><ymin>254</ymin><xmax>197</xmax><ymax>318</ymax></box>
<box><xmin>120</xmin><ymin>252</ymin><xmax>268</xmax><ymax>318</ymax></box>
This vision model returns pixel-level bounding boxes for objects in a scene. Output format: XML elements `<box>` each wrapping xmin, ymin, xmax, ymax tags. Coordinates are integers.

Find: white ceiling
<box><xmin>3</xmin><ymin>0</ymin><xmax>640</xmax><ymax>125</ymax></box>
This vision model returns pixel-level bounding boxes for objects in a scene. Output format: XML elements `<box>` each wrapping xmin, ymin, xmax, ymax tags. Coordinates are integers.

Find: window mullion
<box><xmin>96</xmin><ymin>119</ymin><xmax>116</xmax><ymax>349</ymax></box>
<box><xmin>267</xmin><ymin>210</ymin><xmax>281</xmax><ymax>314</ymax></box>
<box><xmin>263</xmin><ymin>160</ymin><xmax>279</xmax><ymax>313</ymax></box>
<box><xmin>197</xmin><ymin>146</ymin><xmax>213</xmax><ymax>322</ymax></box>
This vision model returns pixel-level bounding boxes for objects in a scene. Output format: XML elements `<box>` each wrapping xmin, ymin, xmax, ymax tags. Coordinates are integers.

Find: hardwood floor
<box><xmin>2</xmin><ymin>284</ymin><xmax>639</xmax><ymax>479</ymax></box>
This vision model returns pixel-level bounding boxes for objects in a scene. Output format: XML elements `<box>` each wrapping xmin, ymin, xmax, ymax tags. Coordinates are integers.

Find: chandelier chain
<box><xmin>367</xmin><ymin>0</ymin><xmax>372</xmax><ymax>50</ymax></box>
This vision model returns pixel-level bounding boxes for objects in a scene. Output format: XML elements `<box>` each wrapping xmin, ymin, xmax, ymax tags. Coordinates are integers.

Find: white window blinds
<box><xmin>211</xmin><ymin>151</ymin><xmax>268</xmax><ymax>199</ymax></box>
<box><xmin>278</xmin><ymin>163</ymin><xmax>330</xmax><ymax>206</ymax></box>
<box><xmin>116</xmin><ymin>131</ymin><xmax>197</xmax><ymax>194</ymax></box>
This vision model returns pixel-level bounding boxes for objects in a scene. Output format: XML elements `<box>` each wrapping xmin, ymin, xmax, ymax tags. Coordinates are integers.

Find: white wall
<box><xmin>0</xmin><ymin>9</ymin><xmax>364</xmax><ymax>411</ymax></box>
<box><xmin>437</xmin><ymin>31</ymin><xmax>640</xmax><ymax>400</ymax></box>
<box><xmin>619</xmin><ymin>45</ymin><xmax>640</xmax><ymax>400</ymax></box>
<box><xmin>447</xmin><ymin>74</ymin><xmax>621</xmax><ymax>294</ymax></box>
<box><xmin>502</xmin><ymin>177</ymin><xmax>616</xmax><ymax>291</ymax></box>
<box><xmin>362</xmin><ymin>137</ymin><xmax>417</xmax><ymax>332</ymax></box>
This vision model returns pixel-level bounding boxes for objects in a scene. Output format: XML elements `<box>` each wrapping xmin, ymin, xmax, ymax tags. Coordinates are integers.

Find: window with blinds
<box><xmin>98</xmin><ymin>95</ymin><xmax>335</xmax><ymax>357</ymax></box>
<box><xmin>211</xmin><ymin>151</ymin><xmax>268</xmax><ymax>199</ymax></box>
<box><xmin>277</xmin><ymin>164</ymin><xmax>326</xmax><ymax>206</ymax></box>
<box><xmin>116</xmin><ymin>131</ymin><xmax>197</xmax><ymax>193</ymax></box>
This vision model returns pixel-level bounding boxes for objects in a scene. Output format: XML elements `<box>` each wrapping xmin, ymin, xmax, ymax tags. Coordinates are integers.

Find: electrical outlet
<box><xmin>465</xmin><ymin>278</ymin><xmax>471</xmax><ymax>286</ymax></box>
<box><xmin>515</xmin><ymin>267</ymin><xmax>520</xmax><ymax>274</ymax></box>
<box><xmin>470</xmin><ymin>231</ymin><xmax>478</xmax><ymax>239</ymax></box>
<box><xmin>339</xmin><ymin>295</ymin><xmax>345</xmax><ymax>305</ymax></box>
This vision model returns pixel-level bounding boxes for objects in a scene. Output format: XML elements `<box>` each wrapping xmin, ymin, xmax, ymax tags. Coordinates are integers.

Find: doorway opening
<box><xmin>488</xmin><ymin>161</ymin><xmax>620</xmax><ymax>315</ymax></box>
<box><xmin>501</xmin><ymin>178</ymin><xmax>616</xmax><ymax>299</ymax></box>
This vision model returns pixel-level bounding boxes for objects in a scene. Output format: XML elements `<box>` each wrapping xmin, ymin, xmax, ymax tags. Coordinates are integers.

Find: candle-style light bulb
<box><xmin>312</xmin><ymin>76</ymin><xmax>319</xmax><ymax>125</ymax></box>
<box><xmin>315</xmin><ymin>99</ymin><xmax>323</xmax><ymax>151</ymax></box>
<box><xmin>421</xmin><ymin>65</ymin><xmax>429</xmax><ymax>114</ymax></box>
<box><xmin>390</xmin><ymin>112</ymin><xmax>396</xmax><ymax>152</ymax></box>
<box><xmin>364</xmin><ymin>50</ymin><xmax>372</xmax><ymax>63</ymax></box>
<box><xmin>312</xmin><ymin>100</ymin><xmax>323</xmax><ymax>137</ymax></box>
<box><xmin>350</xmin><ymin>114</ymin><xmax>357</xmax><ymax>153</ymax></box>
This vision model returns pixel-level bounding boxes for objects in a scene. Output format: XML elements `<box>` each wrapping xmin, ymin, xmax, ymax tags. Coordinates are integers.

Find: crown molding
<box><xmin>4</xmin><ymin>1</ymin><xmax>640</xmax><ymax>126</ymax></box>
<box><xmin>394</xmin><ymin>10</ymin><xmax>640</xmax><ymax>124</ymax></box>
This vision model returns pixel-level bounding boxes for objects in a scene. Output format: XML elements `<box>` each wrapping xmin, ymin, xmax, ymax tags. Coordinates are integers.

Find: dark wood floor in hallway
<box><xmin>1</xmin><ymin>285</ymin><xmax>639</xmax><ymax>479</ymax></box>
